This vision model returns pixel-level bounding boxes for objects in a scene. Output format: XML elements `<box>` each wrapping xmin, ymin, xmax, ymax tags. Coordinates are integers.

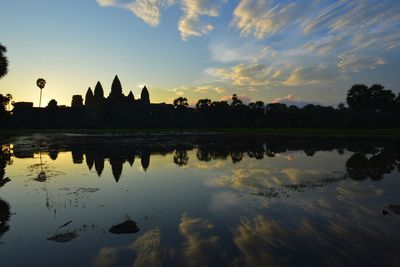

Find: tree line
<box><xmin>1</xmin><ymin>42</ymin><xmax>400</xmax><ymax>128</ymax></box>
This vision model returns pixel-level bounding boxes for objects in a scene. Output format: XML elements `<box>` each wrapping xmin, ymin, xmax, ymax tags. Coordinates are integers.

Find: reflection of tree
<box><xmin>196</xmin><ymin>149</ymin><xmax>211</xmax><ymax>162</ymax></box>
<box><xmin>230</xmin><ymin>151</ymin><xmax>243</xmax><ymax>164</ymax></box>
<box><xmin>0</xmin><ymin>145</ymin><xmax>12</xmax><ymax>187</ymax></box>
<box><xmin>346</xmin><ymin>150</ymin><xmax>399</xmax><ymax>180</ymax></box>
<box><xmin>174</xmin><ymin>149</ymin><xmax>189</xmax><ymax>166</ymax></box>
<box><xmin>48</xmin><ymin>150</ymin><xmax>58</xmax><ymax>160</ymax></box>
<box><xmin>0</xmin><ymin>198</ymin><xmax>11</xmax><ymax>239</ymax></box>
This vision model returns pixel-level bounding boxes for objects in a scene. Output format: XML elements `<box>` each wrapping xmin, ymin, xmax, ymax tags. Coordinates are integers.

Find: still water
<box><xmin>0</xmin><ymin>133</ymin><xmax>399</xmax><ymax>267</ymax></box>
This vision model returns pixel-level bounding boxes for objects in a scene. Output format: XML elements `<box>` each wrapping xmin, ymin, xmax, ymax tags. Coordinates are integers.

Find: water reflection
<box><xmin>0</xmin><ymin>134</ymin><xmax>399</xmax><ymax>266</ymax></box>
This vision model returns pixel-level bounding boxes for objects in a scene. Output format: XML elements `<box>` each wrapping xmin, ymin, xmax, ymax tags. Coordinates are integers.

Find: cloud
<box><xmin>125</xmin><ymin>0</ymin><xmax>173</xmax><ymax>26</ymax></box>
<box><xmin>232</xmin><ymin>0</ymin><xmax>302</xmax><ymax>39</ymax></box>
<box><xmin>97</xmin><ymin>0</ymin><xmax>117</xmax><ymax>7</ymax></box>
<box><xmin>96</xmin><ymin>0</ymin><xmax>175</xmax><ymax>27</ymax></box>
<box><xmin>285</xmin><ymin>64</ymin><xmax>338</xmax><ymax>86</ymax></box>
<box><xmin>337</xmin><ymin>54</ymin><xmax>386</xmax><ymax>73</ymax></box>
<box><xmin>272</xmin><ymin>94</ymin><xmax>318</xmax><ymax>107</ymax></box>
<box><xmin>178</xmin><ymin>0</ymin><xmax>224</xmax><ymax>40</ymax></box>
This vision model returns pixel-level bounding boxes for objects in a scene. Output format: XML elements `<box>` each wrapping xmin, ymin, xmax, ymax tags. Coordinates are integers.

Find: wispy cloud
<box><xmin>178</xmin><ymin>0</ymin><xmax>225</xmax><ymax>40</ymax></box>
<box><xmin>232</xmin><ymin>0</ymin><xmax>303</xmax><ymax>39</ymax></box>
<box><xmin>96</xmin><ymin>0</ymin><xmax>175</xmax><ymax>27</ymax></box>
<box><xmin>337</xmin><ymin>54</ymin><xmax>385</xmax><ymax>73</ymax></box>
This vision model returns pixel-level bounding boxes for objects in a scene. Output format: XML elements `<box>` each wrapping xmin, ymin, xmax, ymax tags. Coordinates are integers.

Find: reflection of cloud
<box><xmin>233</xmin><ymin>215</ymin><xmax>290</xmax><ymax>267</ymax></box>
<box><xmin>179</xmin><ymin>214</ymin><xmax>220</xmax><ymax>266</ymax></box>
<box><xmin>208</xmin><ymin>166</ymin><xmax>328</xmax><ymax>193</ymax></box>
<box><xmin>92</xmin><ymin>229</ymin><xmax>161</xmax><ymax>267</ymax></box>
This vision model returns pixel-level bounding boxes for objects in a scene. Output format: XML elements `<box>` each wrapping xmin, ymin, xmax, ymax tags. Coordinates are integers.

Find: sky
<box><xmin>1</xmin><ymin>0</ymin><xmax>400</xmax><ymax>107</ymax></box>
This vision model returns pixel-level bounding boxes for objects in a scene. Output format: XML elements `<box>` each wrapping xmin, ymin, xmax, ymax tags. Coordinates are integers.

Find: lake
<box><xmin>0</xmin><ymin>133</ymin><xmax>399</xmax><ymax>267</ymax></box>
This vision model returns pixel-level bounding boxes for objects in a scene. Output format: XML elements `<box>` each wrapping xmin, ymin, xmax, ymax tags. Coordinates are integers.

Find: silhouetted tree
<box><xmin>36</xmin><ymin>78</ymin><xmax>46</xmax><ymax>107</ymax></box>
<box><xmin>46</xmin><ymin>99</ymin><xmax>58</xmax><ymax>110</ymax></box>
<box><xmin>0</xmin><ymin>43</ymin><xmax>8</xmax><ymax>79</ymax></box>
<box><xmin>231</xmin><ymin>94</ymin><xmax>243</xmax><ymax>107</ymax></box>
<box><xmin>346</xmin><ymin>84</ymin><xmax>395</xmax><ymax>112</ymax></box>
<box><xmin>85</xmin><ymin>87</ymin><xmax>94</xmax><ymax>106</ymax></box>
<box><xmin>71</xmin><ymin>95</ymin><xmax>83</xmax><ymax>109</ymax></box>
<box><xmin>196</xmin><ymin>99</ymin><xmax>211</xmax><ymax>111</ymax></box>
<box><xmin>173</xmin><ymin>97</ymin><xmax>188</xmax><ymax>109</ymax></box>
<box><xmin>337</xmin><ymin>103</ymin><xmax>345</xmax><ymax>110</ymax></box>
<box><xmin>140</xmin><ymin>86</ymin><xmax>150</xmax><ymax>104</ymax></box>
<box><xmin>0</xmin><ymin>94</ymin><xmax>12</xmax><ymax>123</ymax></box>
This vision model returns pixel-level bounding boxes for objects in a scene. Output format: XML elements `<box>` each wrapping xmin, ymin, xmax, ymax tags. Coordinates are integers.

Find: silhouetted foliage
<box><xmin>47</xmin><ymin>99</ymin><xmax>58</xmax><ymax>110</ymax></box>
<box><xmin>173</xmin><ymin>97</ymin><xmax>188</xmax><ymax>109</ymax></box>
<box><xmin>36</xmin><ymin>78</ymin><xmax>46</xmax><ymax>108</ymax></box>
<box><xmin>0</xmin><ymin>43</ymin><xmax>8</xmax><ymax>79</ymax></box>
<box><xmin>347</xmin><ymin>84</ymin><xmax>395</xmax><ymax>112</ymax></box>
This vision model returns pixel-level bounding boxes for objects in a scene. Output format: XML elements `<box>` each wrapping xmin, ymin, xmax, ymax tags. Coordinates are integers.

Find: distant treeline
<box><xmin>1</xmin><ymin>76</ymin><xmax>400</xmax><ymax>128</ymax></box>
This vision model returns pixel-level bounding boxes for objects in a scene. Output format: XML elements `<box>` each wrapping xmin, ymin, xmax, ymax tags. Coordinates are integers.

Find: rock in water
<box><xmin>109</xmin><ymin>220</ymin><xmax>139</xmax><ymax>234</ymax></box>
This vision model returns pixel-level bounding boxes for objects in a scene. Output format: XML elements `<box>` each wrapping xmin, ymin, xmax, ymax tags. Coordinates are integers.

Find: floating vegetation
<box><xmin>47</xmin><ymin>231</ymin><xmax>79</xmax><ymax>243</ymax></box>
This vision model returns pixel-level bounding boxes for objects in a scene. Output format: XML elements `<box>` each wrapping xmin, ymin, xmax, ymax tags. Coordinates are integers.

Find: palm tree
<box><xmin>0</xmin><ymin>43</ymin><xmax>8</xmax><ymax>79</ymax></box>
<box><xmin>36</xmin><ymin>78</ymin><xmax>46</xmax><ymax>107</ymax></box>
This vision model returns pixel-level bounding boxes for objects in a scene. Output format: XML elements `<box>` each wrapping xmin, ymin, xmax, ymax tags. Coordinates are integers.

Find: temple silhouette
<box><xmin>3</xmin><ymin>79</ymin><xmax>400</xmax><ymax>128</ymax></box>
<box><xmin>11</xmin><ymin>75</ymin><xmax>173</xmax><ymax>128</ymax></box>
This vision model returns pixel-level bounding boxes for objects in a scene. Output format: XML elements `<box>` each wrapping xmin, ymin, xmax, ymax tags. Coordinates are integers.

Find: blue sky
<box><xmin>1</xmin><ymin>0</ymin><xmax>400</xmax><ymax>106</ymax></box>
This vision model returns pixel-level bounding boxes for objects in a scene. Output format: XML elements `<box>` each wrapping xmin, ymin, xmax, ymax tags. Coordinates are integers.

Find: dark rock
<box><xmin>109</xmin><ymin>220</ymin><xmax>139</xmax><ymax>234</ymax></box>
<box><xmin>386</xmin><ymin>204</ymin><xmax>400</xmax><ymax>215</ymax></box>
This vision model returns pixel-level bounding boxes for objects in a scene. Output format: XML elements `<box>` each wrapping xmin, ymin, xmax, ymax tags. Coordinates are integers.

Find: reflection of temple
<box><xmin>5</xmin><ymin>135</ymin><xmax>400</xmax><ymax>183</ymax></box>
